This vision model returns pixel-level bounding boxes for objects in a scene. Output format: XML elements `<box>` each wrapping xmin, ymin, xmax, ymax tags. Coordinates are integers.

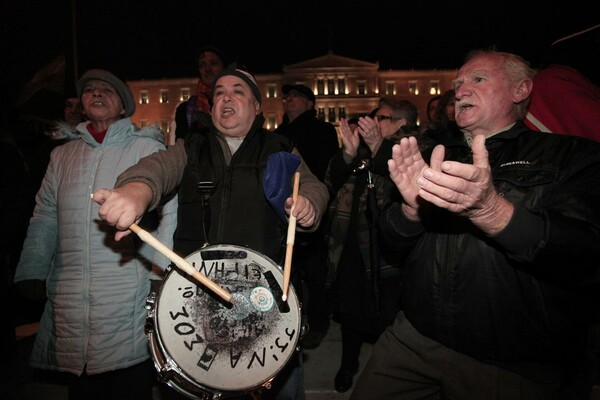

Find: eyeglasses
<box><xmin>375</xmin><ymin>115</ymin><xmax>394</xmax><ymax>121</ymax></box>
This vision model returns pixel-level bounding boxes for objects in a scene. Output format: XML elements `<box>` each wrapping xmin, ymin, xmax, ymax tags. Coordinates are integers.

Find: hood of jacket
<box><xmin>61</xmin><ymin>118</ymin><xmax>165</xmax><ymax>147</ymax></box>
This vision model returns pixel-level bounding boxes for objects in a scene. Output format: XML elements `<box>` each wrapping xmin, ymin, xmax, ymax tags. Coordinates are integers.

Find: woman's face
<box><xmin>81</xmin><ymin>80</ymin><xmax>124</xmax><ymax>126</ymax></box>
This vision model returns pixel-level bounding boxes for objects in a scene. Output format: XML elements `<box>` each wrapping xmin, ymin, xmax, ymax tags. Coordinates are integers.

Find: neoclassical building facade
<box><xmin>127</xmin><ymin>52</ymin><xmax>457</xmax><ymax>140</ymax></box>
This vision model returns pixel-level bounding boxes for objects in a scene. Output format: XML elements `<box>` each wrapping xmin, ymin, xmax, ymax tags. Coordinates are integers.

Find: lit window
<box><xmin>357</xmin><ymin>81</ymin><xmax>366</xmax><ymax>95</ymax></box>
<box><xmin>160</xmin><ymin>120</ymin><xmax>169</xmax><ymax>133</ymax></box>
<box><xmin>328</xmin><ymin>107</ymin><xmax>336</xmax><ymax>122</ymax></box>
<box><xmin>338</xmin><ymin>78</ymin><xmax>346</xmax><ymax>95</ymax></box>
<box><xmin>339</xmin><ymin>106</ymin><xmax>346</xmax><ymax>119</ymax></box>
<box><xmin>180</xmin><ymin>88</ymin><xmax>190</xmax><ymax>101</ymax></box>
<box><xmin>429</xmin><ymin>81</ymin><xmax>440</xmax><ymax>95</ymax></box>
<box><xmin>408</xmin><ymin>81</ymin><xmax>419</xmax><ymax>95</ymax></box>
<box><xmin>267</xmin><ymin>114</ymin><xmax>278</xmax><ymax>130</ymax></box>
<box><xmin>317</xmin><ymin>79</ymin><xmax>325</xmax><ymax>95</ymax></box>
<box><xmin>327</xmin><ymin>79</ymin><xmax>335</xmax><ymax>95</ymax></box>
<box><xmin>140</xmin><ymin>90</ymin><xmax>149</xmax><ymax>104</ymax></box>
<box><xmin>385</xmin><ymin>81</ymin><xmax>395</xmax><ymax>96</ymax></box>
<box><xmin>267</xmin><ymin>84</ymin><xmax>276</xmax><ymax>99</ymax></box>
<box><xmin>160</xmin><ymin>89</ymin><xmax>169</xmax><ymax>104</ymax></box>
<box><xmin>317</xmin><ymin>107</ymin><xmax>325</xmax><ymax>121</ymax></box>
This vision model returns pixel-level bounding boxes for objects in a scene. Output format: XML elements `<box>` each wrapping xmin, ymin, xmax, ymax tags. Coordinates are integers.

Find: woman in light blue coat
<box><xmin>14</xmin><ymin>69</ymin><xmax>177</xmax><ymax>400</ymax></box>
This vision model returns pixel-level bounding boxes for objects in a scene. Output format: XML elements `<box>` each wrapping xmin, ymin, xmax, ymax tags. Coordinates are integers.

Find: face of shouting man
<box><xmin>211</xmin><ymin>75</ymin><xmax>260</xmax><ymax>139</ymax></box>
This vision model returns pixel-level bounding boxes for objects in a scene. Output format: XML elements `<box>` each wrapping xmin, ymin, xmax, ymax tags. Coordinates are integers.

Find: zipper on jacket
<box><xmin>81</xmin><ymin>147</ymin><xmax>103</xmax><ymax>365</ymax></box>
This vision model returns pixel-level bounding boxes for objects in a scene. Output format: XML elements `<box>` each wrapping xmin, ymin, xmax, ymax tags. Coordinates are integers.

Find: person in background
<box><xmin>13</xmin><ymin>69</ymin><xmax>178</xmax><ymax>400</ymax></box>
<box><xmin>350</xmin><ymin>50</ymin><xmax>600</xmax><ymax>400</ymax></box>
<box><xmin>420</xmin><ymin>94</ymin><xmax>440</xmax><ymax>133</ymax></box>
<box><xmin>47</xmin><ymin>96</ymin><xmax>85</xmax><ymax>142</ymax></box>
<box><xmin>423</xmin><ymin>89</ymin><xmax>463</xmax><ymax>145</ymax></box>
<box><xmin>92</xmin><ymin>65</ymin><xmax>329</xmax><ymax>400</ymax></box>
<box><xmin>168</xmin><ymin>46</ymin><xmax>227</xmax><ymax>145</ymax></box>
<box><xmin>63</xmin><ymin>97</ymin><xmax>83</xmax><ymax>127</ymax></box>
<box><xmin>275</xmin><ymin>83</ymin><xmax>340</xmax><ymax>349</ymax></box>
<box><xmin>324</xmin><ymin>98</ymin><xmax>422</xmax><ymax>393</ymax></box>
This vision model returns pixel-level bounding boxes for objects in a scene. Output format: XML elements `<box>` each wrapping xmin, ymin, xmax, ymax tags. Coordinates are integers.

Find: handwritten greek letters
<box><xmin>149</xmin><ymin>245</ymin><xmax>301</xmax><ymax>394</ymax></box>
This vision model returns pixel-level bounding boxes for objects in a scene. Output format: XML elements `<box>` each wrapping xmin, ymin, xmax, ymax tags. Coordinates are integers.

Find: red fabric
<box><xmin>195</xmin><ymin>80</ymin><xmax>211</xmax><ymax>114</ymax></box>
<box><xmin>86</xmin><ymin>123</ymin><xmax>108</xmax><ymax>144</ymax></box>
<box><xmin>524</xmin><ymin>65</ymin><xmax>600</xmax><ymax>142</ymax></box>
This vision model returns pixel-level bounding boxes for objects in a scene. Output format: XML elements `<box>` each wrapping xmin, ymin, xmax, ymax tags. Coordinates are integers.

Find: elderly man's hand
<box><xmin>413</xmin><ymin>134</ymin><xmax>513</xmax><ymax>235</ymax></box>
<box><xmin>92</xmin><ymin>182</ymin><xmax>153</xmax><ymax>240</ymax></box>
<box><xmin>285</xmin><ymin>195</ymin><xmax>316</xmax><ymax>228</ymax></box>
<box><xmin>388</xmin><ymin>136</ymin><xmax>432</xmax><ymax>221</ymax></box>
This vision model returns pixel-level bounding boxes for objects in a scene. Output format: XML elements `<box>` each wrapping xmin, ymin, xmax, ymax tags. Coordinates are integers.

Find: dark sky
<box><xmin>1</xmin><ymin>0</ymin><xmax>597</xmax><ymax>112</ymax></box>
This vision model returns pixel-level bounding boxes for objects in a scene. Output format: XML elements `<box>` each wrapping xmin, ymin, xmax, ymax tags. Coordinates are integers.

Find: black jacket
<box><xmin>275</xmin><ymin>109</ymin><xmax>339</xmax><ymax>182</ymax></box>
<box><xmin>380</xmin><ymin>121</ymin><xmax>600</xmax><ymax>381</ymax></box>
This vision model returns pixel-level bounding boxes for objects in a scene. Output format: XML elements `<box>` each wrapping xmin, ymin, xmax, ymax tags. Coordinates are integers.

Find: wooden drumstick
<box><xmin>130</xmin><ymin>223</ymin><xmax>232</xmax><ymax>303</ymax></box>
<box><xmin>282</xmin><ymin>172</ymin><xmax>300</xmax><ymax>302</ymax></box>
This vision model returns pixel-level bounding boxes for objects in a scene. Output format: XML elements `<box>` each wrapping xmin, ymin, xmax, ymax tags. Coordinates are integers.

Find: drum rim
<box><xmin>148</xmin><ymin>243</ymin><xmax>302</xmax><ymax>396</ymax></box>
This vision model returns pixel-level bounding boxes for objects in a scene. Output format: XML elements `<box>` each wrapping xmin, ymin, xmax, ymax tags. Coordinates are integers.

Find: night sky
<box><xmin>1</xmin><ymin>0</ymin><xmax>597</xmax><ymax>113</ymax></box>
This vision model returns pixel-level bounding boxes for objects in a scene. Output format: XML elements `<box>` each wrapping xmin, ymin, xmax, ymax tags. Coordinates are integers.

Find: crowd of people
<box><xmin>2</xmin><ymin>43</ymin><xmax>600</xmax><ymax>400</ymax></box>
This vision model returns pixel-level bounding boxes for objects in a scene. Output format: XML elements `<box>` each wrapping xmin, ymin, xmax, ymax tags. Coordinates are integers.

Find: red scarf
<box><xmin>196</xmin><ymin>80</ymin><xmax>211</xmax><ymax>114</ymax></box>
<box><xmin>86</xmin><ymin>123</ymin><xmax>108</xmax><ymax>144</ymax></box>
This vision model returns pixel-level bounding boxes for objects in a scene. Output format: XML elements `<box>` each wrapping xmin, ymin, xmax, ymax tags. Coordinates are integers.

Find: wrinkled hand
<box><xmin>284</xmin><ymin>195</ymin><xmax>316</xmax><ymax>228</ymax></box>
<box><xmin>339</xmin><ymin>118</ymin><xmax>360</xmax><ymax>160</ymax></box>
<box><xmin>388</xmin><ymin>136</ymin><xmax>432</xmax><ymax>220</ymax></box>
<box><xmin>414</xmin><ymin>134</ymin><xmax>513</xmax><ymax>235</ymax></box>
<box><xmin>92</xmin><ymin>182</ymin><xmax>153</xmax><ymax>241</ymax></box>
<box><xmin>357</xmin><ymin>115</ymin><xmax>383</xmax><ymax>155</ymax></box>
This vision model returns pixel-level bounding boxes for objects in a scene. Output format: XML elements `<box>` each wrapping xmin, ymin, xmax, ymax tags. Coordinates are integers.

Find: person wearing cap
<box><xmin>13</xmin><ymin>68</ymin><xmax>178</xmax><ymax>399</ymax></box>
<box><xmin>168</xmin><ymin>46</ymin><xmax>227</xmax><ymax>146</ymax></box>
<box><xmin>275</xmin><ymin>84</ymin><xmax>339</xmax><ymax>350</ymax></box>
<box><xmin>92</xmin><ymin>65</ymin><xmax>329</xmax><ymax>399</ymax></box>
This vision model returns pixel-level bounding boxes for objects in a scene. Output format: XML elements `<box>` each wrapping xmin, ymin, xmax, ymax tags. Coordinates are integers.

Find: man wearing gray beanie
<box><xmin>93</xmin><ymin>64</ymin><xmax>329</xmax><ymax>400</ymax></box>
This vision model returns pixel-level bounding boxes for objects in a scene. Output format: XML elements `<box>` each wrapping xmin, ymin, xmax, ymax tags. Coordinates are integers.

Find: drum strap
<box><xmin>197</xmin><ymin>180</ymin><xmax>214</xmax><ymax>245</ymax></box>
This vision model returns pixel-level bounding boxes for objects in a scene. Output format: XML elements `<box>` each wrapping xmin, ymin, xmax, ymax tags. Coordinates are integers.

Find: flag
<box><xmin>17</xmin><ymin>54</ymin><xmax>66</xmax><ymax>107</ymax></box>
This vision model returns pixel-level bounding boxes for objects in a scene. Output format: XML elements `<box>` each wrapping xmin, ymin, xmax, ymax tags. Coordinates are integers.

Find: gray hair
<box><xmin>379</xmin><ymin>97</ymin><xmax>418</xmax><ymax>130</ymax></box>
<box><xmin>465</xmin><ymin>49</ymin><xmax>534</xmax><ymax>119</ymax></box>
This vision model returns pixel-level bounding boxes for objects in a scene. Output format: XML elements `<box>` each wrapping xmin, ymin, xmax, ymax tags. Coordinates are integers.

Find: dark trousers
<box><xmin>66</xmin><ymin>359</ymin><xmax>156</xmax><ymax>400</ymax></box>
<box><xmin>350</xmin><ymin>312</ymin><xmax>567</xmax><ymax>400</ymax></box>
<box><xmin>295</xmin><ymin>232</ymin><xmax>330</xmax><ymax>333</ymax></box>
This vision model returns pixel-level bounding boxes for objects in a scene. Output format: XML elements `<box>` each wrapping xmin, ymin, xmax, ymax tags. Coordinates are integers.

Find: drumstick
<box><xmin>130</xmin><ymin>223</ymin><xmax>232</xmax><ymax>303</ymax></box>
<box><xmin>282</xmin><ymin>172</ymin><xmax>300</xmax><ymax>302</ymax></box>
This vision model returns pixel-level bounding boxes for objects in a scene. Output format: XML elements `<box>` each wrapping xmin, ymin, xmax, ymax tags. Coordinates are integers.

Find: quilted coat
<box><xmin>14</xmin><ymin>118</ymin><xmax>178</xmax><ymax>376</ymax></box>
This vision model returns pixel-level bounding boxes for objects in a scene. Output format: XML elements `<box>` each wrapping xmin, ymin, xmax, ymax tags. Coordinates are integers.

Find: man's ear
<box><xmin>255</xmin><ymin>100</ymin><xmax>261</xmax><ymax>115</ymax></box>
<box><xmin>513</xmin><ymin>78</ymin><xmax>533</xmax><ymax>103</ymax></box>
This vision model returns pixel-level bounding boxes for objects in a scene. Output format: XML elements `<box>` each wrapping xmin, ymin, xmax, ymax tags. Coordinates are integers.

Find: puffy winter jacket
<box><xmin>14</xmin><ymin>118</ymin><xmax>178</xmax><ymax>376</ymax></box>
<box><xmin>381</xmin><ymin>121</ymin><xmax>600</xmax><ymax>382</ymax></box>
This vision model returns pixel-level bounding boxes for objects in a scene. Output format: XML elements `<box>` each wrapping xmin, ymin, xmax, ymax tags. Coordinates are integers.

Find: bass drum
<box><xmin>146</xmin><ymin>244</ymin><xmax>301</xmax><ymax>399</ymax></box>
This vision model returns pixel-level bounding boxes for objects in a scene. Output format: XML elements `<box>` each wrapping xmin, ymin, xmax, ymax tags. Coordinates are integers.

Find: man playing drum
<box><xmin>93</xmin><ymin>64</ymin><xmax>329</xmax><ymax>400</ymax></box>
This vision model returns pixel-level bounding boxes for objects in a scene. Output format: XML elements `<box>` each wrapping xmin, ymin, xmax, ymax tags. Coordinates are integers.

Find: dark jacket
<box><xmin>176</xmin><ymin>116</ymin><xmax>295</xmax><ymax>261</ymax></box>
<box><xmin>380</xmin><ymin>121</ymin><xmax>600</xmax><ymax>381</ymax></box>
<box><xmin>275</xmin><ymin>109</ymin><xmax>339</xmax><ymax>182</ymax></box>
<box><xmin>173</xmin><ymin>96</ymin><xmax>212</xmax><ymax>142</ymax></box>
<box><xmin>116</xmin><ymin>115</ymin><xmax>329</xmax><ymax>266</ymax></box>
